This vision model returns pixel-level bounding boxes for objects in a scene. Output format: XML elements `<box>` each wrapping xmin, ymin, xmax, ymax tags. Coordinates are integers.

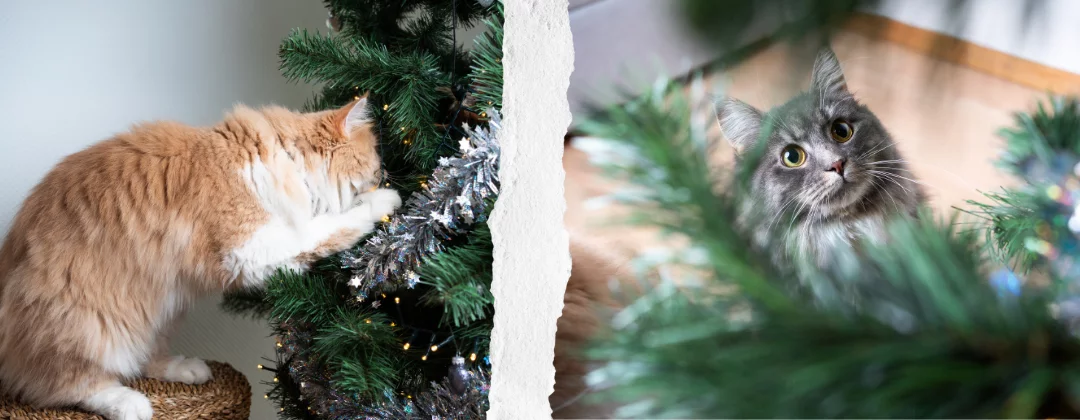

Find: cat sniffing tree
<box><xmin>222</xmin><ymin>0</ymin><xmax>503</xmax><ymax>418</ymax></box>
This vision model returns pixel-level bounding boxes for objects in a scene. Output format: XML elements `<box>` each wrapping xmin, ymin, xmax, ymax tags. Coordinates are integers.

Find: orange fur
<box><xmin>0</xmin><ymin>98</ymin><xmax>396</xmax><ymax>419</ymax></box>
<box><xmin>551</xmin><ymin>235</ymin><xmax>631</xmax><ymax>419</ymax></box>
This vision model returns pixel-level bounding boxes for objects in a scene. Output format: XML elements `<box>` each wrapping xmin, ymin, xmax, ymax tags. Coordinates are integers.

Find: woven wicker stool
<box><xmin>0</xmin><ymin>361</ymin><xmax>250</xmax><ymax>419</ymax></box>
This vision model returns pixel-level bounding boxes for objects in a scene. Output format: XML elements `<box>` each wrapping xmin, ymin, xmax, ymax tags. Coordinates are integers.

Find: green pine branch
<box><xmin>470</xmin><ymin>2</ymin><xmax>503</xmax><ymax>111</ymax></box>
<box><xmin>419</xmin><ymin>222</ymin><xmax>494</xmax><ymax>328</ymax></box>
<box><xmin>579</xmin><ymin>80</ymin><xmax>1080</xmax><ymax>419</ymax></box>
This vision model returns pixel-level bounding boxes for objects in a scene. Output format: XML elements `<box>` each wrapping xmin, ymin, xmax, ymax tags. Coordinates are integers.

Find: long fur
<box><xmin>552</xmin><ymin>48</ymin><xmax>927</xmax><ymax>417</ymax></box>
<box><xmin>0</xmin><ymin>98</ymin><xmax>400</xmax><ymax>420</ymax></box>
<box><xmin>716</xmin><ymin>48</ymin><xmax>925</xmax><ymax>271</ymax></box>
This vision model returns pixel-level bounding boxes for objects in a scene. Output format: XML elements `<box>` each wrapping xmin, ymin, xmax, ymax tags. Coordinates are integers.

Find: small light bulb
<box><xmin>470</xmin><ymin>353</ymin><xmax>477</xmax><ymax>361</ymax></box>
<box><xmin>264</xmin><ymin>394</ymin><xmax>269</xmax><ymax>399</ymax></box>
<box><xmin>280</xmin><ymin>408</ymin><xmax>285</xmax><ymax>412</ymax></box>
<box><xmin>421</xmin><ymin>355</ymin><xmax>427</xmax><ymax>361</ymax></box>
<box><xmin>382</xmin><ymin>104</ymin><xmax>389</xmax><ymax>110</ymax></box>
<box><xmin>407</xmin><ymin>395</ymin><xmax>412</xmax><ymax>399</ymax></box>
<box><xmin>404</xmin><ymin>343</ymin><xmax>411</xmax><ymax>350</ymax></box>
<box><xmin>381</xmin><ymin>215</ymin><xmax>390</xmax><ymax>223</ymax></box>
<box><xmin>300</xmin><ymin>382</ymin><xmax>307</xmax><ymax>388</ymax></box>
<box><xmin>430</xmin><ymin>345</ymin><xmax>438</xmax><ymax>352</ymax></box>
<box><xmin>400</xmin><ymin>127</ymin><xmax>405</xmax><ymax>131</ymax></box>
<box><xmin>273</xmin><ymin>377</ymin><xmax>279</xmax><ymax>383</ymax></box>
<box><xmin>394</xmin><ymin>297</ymin><xmax>400</xmax><ymax>304</ymax></box>
<box><xmin>384</xmin><ymin>182</ymin><xmax>390</xmax><ymax>187</ymax></box>
<box><xmin>365</xmin><ymin>319</ymin><xmax>371</xmax><ymax>324</ymax></box>
<box><xmin>257</xmin><ymin>364</ymin><xmax>264</xmax><ymax>370</ymax></box>
<box><xmin>381</xmin><ymin>293</ymin><xmax>387</xmax><ymax>298</ymax></box>
<box><xmin>276</xmin><ymin>342</ymin><xmax>283</xmax><ymax>348</ymax></box>
<box><xmin>353</xmin><ymin>96</ymin><xmax>360</xmax><ymax>100</ymax></box>
<box><xmin>390</xmin><ymin>322</ymin><xmax>396</xmax><ymax>327</ymax></box>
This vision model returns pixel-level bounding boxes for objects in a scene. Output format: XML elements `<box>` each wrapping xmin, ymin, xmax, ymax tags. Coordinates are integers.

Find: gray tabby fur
<box><xmin>715</xmin><ymin>49</ymin><xmax>926</xmax><ymax>273</ymax></box>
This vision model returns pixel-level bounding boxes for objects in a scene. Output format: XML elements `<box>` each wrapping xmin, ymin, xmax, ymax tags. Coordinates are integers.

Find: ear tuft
<box><xmin>811</xmin><ymin>48</ymin><xmax>848</xmax><ymax>96</ymax></box>
<box><xmin>714</xmin><ymin>97</ymin><xmax>763</xmax><ymax>155</ymax></box>
<box><xmin>335</xmin><ymin>96</ymin><xmax>371</xmax><ymax>136</ymax></box>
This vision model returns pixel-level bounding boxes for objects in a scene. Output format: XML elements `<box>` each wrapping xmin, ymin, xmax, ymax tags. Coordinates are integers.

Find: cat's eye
<box><xmin>830</xmin><ymin>119</ymin><xmax>854</xmax><ymax>143</ymax></box>
<box><xmin>781</xmin><ymin>145</ymin><xmax>806</xmax><ymax>168</ymax></box>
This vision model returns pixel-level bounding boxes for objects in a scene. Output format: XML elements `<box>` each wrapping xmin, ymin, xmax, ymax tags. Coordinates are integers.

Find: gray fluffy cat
<box><xmin>715</xmin><ymin>48</ymin><xmax>925</xmax><ymax>272</ymax></box>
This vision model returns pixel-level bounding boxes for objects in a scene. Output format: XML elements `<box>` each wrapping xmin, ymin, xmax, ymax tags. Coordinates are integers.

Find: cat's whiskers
<box><xmin>869</xmin><ymin>169</ymin><xmax>924</xmax><ymax>187</ymax></box>
<box><xmin>867</xmin><ymin>176</ymin><xmax>902</xmax><ymax>212</ymax></box>
<box><xmin>766</xmin><ymin>194</ymin><xmax>802</xmax><ymax>234</ymax></box>
<box><xmin>868</xmin><ymin>170</ymin><xmax>915</xmax><ymax>195</ymax></box>
<box><xmin>856</xmin><ymin>142</ymin><xmax>897</xmax><ymax>162</ymax></box>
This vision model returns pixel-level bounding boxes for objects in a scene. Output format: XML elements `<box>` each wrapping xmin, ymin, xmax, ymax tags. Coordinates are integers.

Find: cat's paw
<box><xmin>358</xmin><ymin>188</ymin><xmax>402</xmax><ymax>219</ymax></box>
<box><xmin>82</xmin><ymin>386</ymin><xmax>153</xmax><ymax>420</ymax></box>
<box><xmin>162</xmin><ymin>356</ymin><xmax>213</xmax><ymax>385</ymax></box>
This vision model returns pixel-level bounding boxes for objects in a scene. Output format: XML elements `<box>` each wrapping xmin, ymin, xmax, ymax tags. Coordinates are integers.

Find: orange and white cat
<box><xmin>0</xmin><ymin>97</ymin><xmax>399</xmax><ymax>420</ymax></box>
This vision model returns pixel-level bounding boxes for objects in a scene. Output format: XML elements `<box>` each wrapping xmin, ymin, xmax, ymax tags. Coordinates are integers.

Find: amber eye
<box><xmin>830</xmin><ymin>119</ymin><xmax>854</xmax><ymax>143</ymax></box>
<box><xmin>780</xmin><ymin>145</ymin><xmax>806</xmax><ymax>168</ymax></box>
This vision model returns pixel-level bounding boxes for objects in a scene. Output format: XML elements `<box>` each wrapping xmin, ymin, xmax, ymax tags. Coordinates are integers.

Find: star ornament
<box><xmin>348</xmin><ymin>276</ymin><xmax>363</xmax><ymax>288</ymax></box>
<box><xmin>458</xmin><ymin>138</ymin><xmax>474</xmax><ymax>153</ymax></box>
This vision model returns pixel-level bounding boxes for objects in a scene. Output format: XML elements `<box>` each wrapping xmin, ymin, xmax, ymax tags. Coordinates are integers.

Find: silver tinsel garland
<box><xmin>342</xmin><ymin>109</ymin><xmax>501</xmax><ymax>299</ymax></box>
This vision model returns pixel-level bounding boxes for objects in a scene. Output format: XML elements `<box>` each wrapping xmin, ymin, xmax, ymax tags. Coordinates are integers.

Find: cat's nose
<box><xmin>828</xmin><ymin>159</ymin><xmax>846</xmax><ymax>176</ymax></box>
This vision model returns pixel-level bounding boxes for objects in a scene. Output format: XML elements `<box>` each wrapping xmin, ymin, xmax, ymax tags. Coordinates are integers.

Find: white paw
<box><xmin>82</xmin><ymin>386</ymin><xmax>153</xmax><ymax>420</ymax></box>
<box><xmin>164</xmin><ymin>356</ymin><xmax>213</xmax><ymax>385</ymax></box>
<box><xmin>358</xmin><ymin>188</ymin><xmax>402</xmax><ymax>219</ymax></box>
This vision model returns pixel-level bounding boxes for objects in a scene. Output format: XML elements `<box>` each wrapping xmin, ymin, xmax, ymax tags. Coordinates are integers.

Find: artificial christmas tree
<box><xmin>223</xmin><ymin>1</ymin><xmax>502</xmax><ymax>418</ymax></box>
<box><xmin>567</xmin><ymin>1</ymin><xmax>1080</xmax><ymax>417</ymax></box>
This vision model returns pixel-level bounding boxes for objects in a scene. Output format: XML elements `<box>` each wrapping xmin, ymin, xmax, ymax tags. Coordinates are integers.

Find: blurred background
<box><xmin>566</xmin><ymin>0</ymin><xmax>1080</xmax><ymax>259</ymax></box>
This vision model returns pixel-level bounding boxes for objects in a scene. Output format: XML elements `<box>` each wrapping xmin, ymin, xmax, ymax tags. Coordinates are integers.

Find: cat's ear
<box><xmin>810</xmin><ymin>48</ymin><xmax>848</xmax><ymax>96</ymax></box>
<box><xmin>333</xmin><ymin>95</ymin><xmax>372</xmax><ymax>136</ymax></box>
<box><xmin>714</xmin><ymin>97</ymin><xmax>762</xmax><ymax>155</ymax></box>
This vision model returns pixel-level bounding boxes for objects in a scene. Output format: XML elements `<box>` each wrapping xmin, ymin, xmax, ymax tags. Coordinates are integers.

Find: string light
<box><xmin>276</xmin><ymin>342</ymin><xmax>283</xmax><ymax>348</ymax></box>
<box><xmin>421</xmin><ymin>355</ymin><xmax>428</xmax><ymax>361</ymax></box>
<box><xmin>470</xmin><ymin>353</ymin><xmax>477</xmax><ymax>362</ymax></box>
<box><xmin>264</xmin><ymin>394</ymin><xmax>269</xmax><ymax>399</ymax></box>
<box><xmin>365</xmin><ymin>319</ymin><xmax>372</xmax><ymax>324</ymax></box>
<box><xmin>354</xmin><ymin>95</ymin><xmax>360</xmax><ymax>100</ymax></box>
<box><xmin>390</xmin><ymin>322</ymin><xmax>396</xmax><ymax>327</ymax></box>
<box><xmin>257</xmin><ymin>364</ymin><xmax>264</xmax><ymax>370</ymax></box>
<box><xmin>394</xmin><ymin>297</ymin><xmax>400</xmax><ymax>304</ymax></box>
<box><xmin>403</xmin><ymin>342</ymin><xmax>411</xmax><ymax>350</ymax></box>
<box><xmin>273</xmin><ymin>377</ymin><xmax>279</xmax><ymax>383</ymax></box>
<box><xmin>382</xmin><ymin>104</ymin><xmax>389</xmax><ymax>110</ymax></box>
<box><xmin>381</xmin><ymin>215</ymin><xmax>390</xmax><ymax>223</ymax></box>
<box><xmin>431</xmin><ymin>345</ymin><xmax>439</xmax><ymax>352</ymax></box>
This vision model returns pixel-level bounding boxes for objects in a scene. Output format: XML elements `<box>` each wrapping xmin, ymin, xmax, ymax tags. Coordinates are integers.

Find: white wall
<box><xmin>867</xmin><ymin>0</ymin><xmax>1080</xmax><ymax>74</ymax></box>
<box><xmin>0</xmin><ymin>2</ymin><xmax>329</xmax><ymax>418</ymax></box>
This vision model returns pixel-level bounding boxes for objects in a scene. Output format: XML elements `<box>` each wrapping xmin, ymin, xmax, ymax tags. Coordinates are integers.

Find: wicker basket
<box><xmin>0</xmin><ymin>361</ymin><xmax>250</xmax><ymax>419</ymax></box>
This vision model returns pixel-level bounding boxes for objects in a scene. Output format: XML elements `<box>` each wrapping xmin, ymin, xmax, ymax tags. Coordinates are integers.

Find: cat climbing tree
<box><xmin>222</xmin><ymin>1</ymin><xmax>502</xmax><ymax>418</ymax></box>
